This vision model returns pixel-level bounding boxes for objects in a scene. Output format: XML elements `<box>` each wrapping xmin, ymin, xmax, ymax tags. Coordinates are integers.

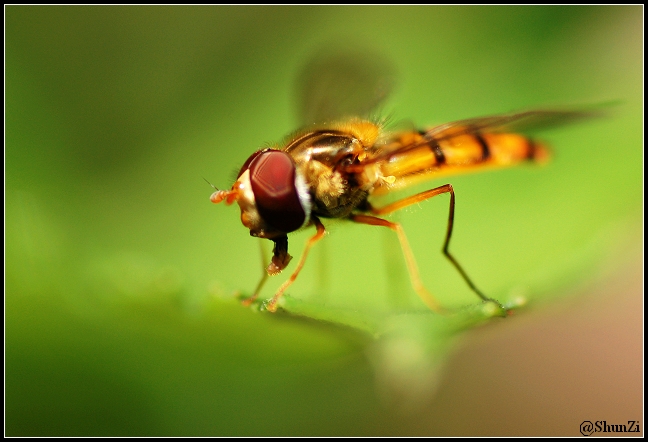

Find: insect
<box><xmin>209</xmin><ymin>51</ymin><xmax>594</xmax><ymax>313</ymax></box>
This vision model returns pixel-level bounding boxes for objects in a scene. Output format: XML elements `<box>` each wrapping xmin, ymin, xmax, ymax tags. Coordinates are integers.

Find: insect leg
<box><xmin>240</xmin><ymin>240</ymin><xmax>270</xmax><ymax>307</ymax></box>
<box><xmin>266</xmin><ymin>216</ymin><xmax>326</xmax><ymax>313</ymax></box>
<box><xmin>350</xmin><ymin>214</ymin><xmax>444</xmax><ymax>313</ymax></box>
<box><xmin>370</xmin><ymin>184</ymin><xmax>497</xmax><ymax>305</ymax></box>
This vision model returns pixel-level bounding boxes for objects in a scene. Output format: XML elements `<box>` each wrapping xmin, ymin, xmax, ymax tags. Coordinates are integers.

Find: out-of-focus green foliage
<box><xmin>6</xmin><ymin>6</ymin><xmax>642</xmax><ymax>436</ymax></box>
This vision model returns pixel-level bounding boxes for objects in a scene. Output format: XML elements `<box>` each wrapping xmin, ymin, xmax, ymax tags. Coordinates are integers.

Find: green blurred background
<box><xmin>6</xmin><ymin>6</ymin><xmax>642</xmax><ymax>436</ymax></box>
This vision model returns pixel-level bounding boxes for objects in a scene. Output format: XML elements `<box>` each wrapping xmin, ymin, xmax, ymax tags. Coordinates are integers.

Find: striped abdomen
<box><xmin>376</xmin><ymin>130</ymin><xmax>549</xmax><ymax>189</ymax></box>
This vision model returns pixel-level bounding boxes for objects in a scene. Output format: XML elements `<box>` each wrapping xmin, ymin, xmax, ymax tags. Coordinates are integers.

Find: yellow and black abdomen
<box><xmin>376</xmin><ymin>130</ymin><xmax>549</xmax><ymax>192</ymax></box>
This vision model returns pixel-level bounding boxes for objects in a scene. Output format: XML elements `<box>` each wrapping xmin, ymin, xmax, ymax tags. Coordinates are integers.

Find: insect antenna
<box><xmin>203</xmin><ymin>177</ymin><xmax>219</xmax><ymax>191</ymax></box>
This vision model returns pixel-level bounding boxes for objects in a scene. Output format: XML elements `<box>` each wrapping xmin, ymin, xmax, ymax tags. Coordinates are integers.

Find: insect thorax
<box><xmin>286</xmin><ymin>130</ymin><xmax>378</xmax><ymax>219</ymax></box>
<box><xmin>301</xmin><ymin>160</ymin><xmax>369</xmax><ymax>218</ymax></box>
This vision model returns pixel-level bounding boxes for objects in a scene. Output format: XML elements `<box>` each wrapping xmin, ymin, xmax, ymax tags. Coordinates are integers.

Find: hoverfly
<box><xmin>209</xmin><ymin>50</ymin><xmax>594</xmax><ymax>313</ymax></box>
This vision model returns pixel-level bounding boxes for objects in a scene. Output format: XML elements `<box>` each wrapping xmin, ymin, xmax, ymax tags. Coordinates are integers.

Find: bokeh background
<box><xmin>6</xmin><ymin>6</ymin><xmax>642</xmax><ymax>436</ymax></box>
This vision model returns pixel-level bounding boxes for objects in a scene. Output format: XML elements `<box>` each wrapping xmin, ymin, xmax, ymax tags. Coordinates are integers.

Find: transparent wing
<box><xmin>294</xmin><ymin>47</ymin><xmax>397</xmax><ymax>125</ymax></box>
<box><xmin>358</xmin><ymin>107</ymin><xmax>607</xmax><ymax>166</ymax></box>
<box><xmin>425</xmin><ymin>107</ymin><xmax>606</xmax><ymax>140</ymax></box>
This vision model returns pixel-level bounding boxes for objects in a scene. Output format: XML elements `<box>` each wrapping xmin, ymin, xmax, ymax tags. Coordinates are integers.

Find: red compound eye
<box><xmin>248</xmin><ymin>150</ymin><xmax>306</xmax><ymax>233</ymax></box>
<box><xmin>236</xmin><ymin>150</ymin><xmax>262</xmax><ymax>178</ymax></box>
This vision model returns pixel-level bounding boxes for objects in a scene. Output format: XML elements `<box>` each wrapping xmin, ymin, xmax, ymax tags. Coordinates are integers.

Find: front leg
<box><xmin>240</xmin><ymin>236</ymin><xmax>291</xmax><ymax>307</ymax></box>
<box><xmin>266</xmin><ymin>217</ymin><xmax>327</xmax><ymax>313</ymax></box>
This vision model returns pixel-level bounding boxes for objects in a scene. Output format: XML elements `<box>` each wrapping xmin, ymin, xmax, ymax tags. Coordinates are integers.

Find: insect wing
<box><xmin>359</xmin><ymin>108</ymin><xmax>603</xmax><ymax>168</ymax></box>
<box><xmin>294</xmin><ymin>48</ymin><xmax>397</xmax><ymax>125</ymax></box>
<box><xmin>425</xmin><ymin>108</ymin><xmax>602</xmax><ymax>140</ymax></box>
